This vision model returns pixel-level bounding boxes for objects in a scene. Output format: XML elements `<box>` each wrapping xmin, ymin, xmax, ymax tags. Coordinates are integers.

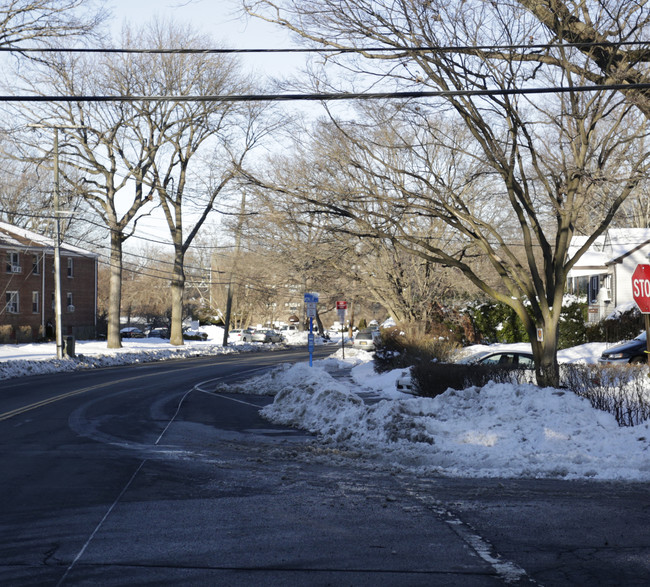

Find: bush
<box><xmin>585</xmin><ymin>306</ymin><xmax>644</xmax><ymax>343</ymax></box>
<box><xmin>558</xmin><ymin>299</ymin><xmax>587</xmax><ymax>349</ymax></box>
<box><xmin>373</xmin><ymin>327</ymin><xmax>459</xmax><ymax>373</ymax></box>
<box><xmin>411</xmin><ymin>362</ymin><xmax>531</xmax><ymax>398</ymax></box>
<box><xmin>465</xmin><ymin>301</ymin><xmax>529</xmax><ymax>344</ymax></box>
<box><xmin>561</xmin><ymin>363</ymin><xmax>650</xmax><ymax>426</ymax></box>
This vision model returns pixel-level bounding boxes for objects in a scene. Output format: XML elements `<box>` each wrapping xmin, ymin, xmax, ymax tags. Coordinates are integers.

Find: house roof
<box><xmin>0</xmin><ymin>221</ymin><xmax>97</xmax><ymax>258</ymax></box>
<box><xmin>568</xmin><ymin>228</ymin><xmax>650</xmax><ymax>269</ymax></box>
<box><xmin>605</xmin><ymin>228</ymin><xmax>650</xmax><ymax>264</ymax></box>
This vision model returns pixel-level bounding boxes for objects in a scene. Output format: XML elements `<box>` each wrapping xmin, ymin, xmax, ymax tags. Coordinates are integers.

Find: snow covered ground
<box><xmin>1</xmin><ymin>330</ymin><xmax>648</xmax><ymax>482</ymax></box>
<box><xmin>217</xmin><ymin>345</ymin><xmax>650</xmax><ymax>483</ymax></box>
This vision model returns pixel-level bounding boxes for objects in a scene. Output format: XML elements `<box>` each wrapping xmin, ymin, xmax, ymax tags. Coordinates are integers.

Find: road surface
<box><xmin>0</xmin><ymin>347</ymin><xmax>648</xmax><ymax>585</ymax></box>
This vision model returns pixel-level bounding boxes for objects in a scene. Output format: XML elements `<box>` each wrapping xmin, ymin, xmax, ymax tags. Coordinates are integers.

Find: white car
<box><xmin>228</xmin><ymin>328</ymin><xmax>253</xmax><ymax>342</ymax></box>
<box><xmin>352</xmin><ymin>329</ymin><xmax>381</xmax><ymax>349</ymax></box>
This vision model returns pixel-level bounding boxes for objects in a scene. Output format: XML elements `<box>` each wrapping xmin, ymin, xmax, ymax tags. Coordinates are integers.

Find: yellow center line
<box><xmin>0</xmin><ymin>365</ymin><xmax>201</xmax><ymax>423</ymax></box>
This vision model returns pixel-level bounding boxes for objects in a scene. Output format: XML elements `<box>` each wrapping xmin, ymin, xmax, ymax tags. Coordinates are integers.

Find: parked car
<box><xmin>228</xmin><ymin>328</ymin><xmax>254</xmax><ymax>343</ymax></box>
<box><xmin>475</xmin><ymin>351</ymin><xmax>534</xmax><ymax>368</ymax></box>
<box><xmin>457</xmin><ymin>350</ymin><xmax>534</xmax><ymax>368</ymax></box>
<box><xmin>147</xmin><ymin>327</ymin><xmax>169</xmax><ymax>339</ymax></box>
<box><xmin>120</xmin><ymin>327</ymin><xmax>146</xmax><ymax>338</ymax></box>
<box><xmin>183</xmin><ymin>328</ymin><xmax>208</xmax><ymax>341</ymax></box>
<box><xmin>352</xmin><ymin>329</ymin><xmax>379</xmax><ymax>349</ymax></box>
<box><xmin>252</xmin><ymin>329</ymin><xmax>283</xmax><ymax>343</ymax></box>
<box><xmin>396</xmin><ymin>370</ymin><xmax>416</xmax><ymax>394</ymax></box>
<box><xmin>280</xmin><ymin>325</ymin><xmax>299</xmax><ymax>332</ymax></box>
<box><xmin>599</xmin><ymin>332</ymin><xmax>648</xmax><ymax>364</ymax></box>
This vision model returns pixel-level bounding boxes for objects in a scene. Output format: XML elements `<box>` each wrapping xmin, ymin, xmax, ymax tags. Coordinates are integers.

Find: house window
<box><xmin>67</xmin><ymin>258</ymin><xmax>74</xmax><ymax>278</ymax></box>
<box><xmin>6</xmin><ymin>252</ymin><xmax>20</xmax><ymax>274</ymax></box>
<box><xmin>32</xmin><ymin>255</ymin><xmax>40</xmax><ymax>275</ymax></box>
<box><xmin>32</xmin><ymin>291</ymin><xmax>39</xmax><ymax>313</ymax></box>
<box><xmin>66</xmin><ymin>292</ymin><xmax>74</xmax><ymax>312</ymax></box>
<box><xmin>5</xmin><ymin>291</ymin><xmax>19</xmax><ymax>314</ymax></box>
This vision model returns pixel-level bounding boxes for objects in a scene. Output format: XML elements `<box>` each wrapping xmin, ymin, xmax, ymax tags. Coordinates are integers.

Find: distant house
<box><xmin>0</xmin><ymin>222</ymin><xmax>98</xmax><ymax>342</ymax></box>
<box><xmin>567</xmin><ymin>228</ymin><xmax>650</xmax><ymax>322</ymax></box>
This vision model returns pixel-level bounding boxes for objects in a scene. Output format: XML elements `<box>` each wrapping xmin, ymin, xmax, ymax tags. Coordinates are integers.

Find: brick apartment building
<box><xmin>0</xmin><ymin>222</ymin><xmax>98</xmax><ymax>343</ymax></box>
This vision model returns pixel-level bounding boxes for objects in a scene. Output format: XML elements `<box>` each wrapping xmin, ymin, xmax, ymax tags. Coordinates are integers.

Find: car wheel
<box><xmin>629</xmin><ymin>356</ymin><xmax>647</xmax><ymax>365</ymax></box>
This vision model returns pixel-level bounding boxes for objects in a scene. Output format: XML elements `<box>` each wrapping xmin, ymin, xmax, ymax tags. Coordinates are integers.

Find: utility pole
<box><xmin>52</xmin><ymin>127</ymin><xmax>64</xmax><ymax>359</ymax></box>
<box><xmin>28</xmin><ymin>123</ymin><xmax>83</xmax><ymax>359</ymax></box>
<box><xmin>222</xmin><ymin>192</ymin><xmax>246</xmax><ymax>346</ymax></box>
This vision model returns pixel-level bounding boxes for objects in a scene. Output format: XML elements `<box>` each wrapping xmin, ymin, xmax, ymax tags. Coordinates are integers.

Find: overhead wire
<box><xmin>4</xmin><ymin>81</ymin><xmax>650</xmax><ymax>102</ymax></box>
<box><xmin>2</xmin><ymin>40</ymin><xmax>650</xmax><ymax>54</ymax></box>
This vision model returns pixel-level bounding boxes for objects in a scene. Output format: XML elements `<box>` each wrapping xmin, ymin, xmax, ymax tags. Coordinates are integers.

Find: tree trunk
<box><xmin>530</xmin><ymin>321</ymin><xmax>560</xmax><ymax>388</ymax></box>
<box><xmin>107</xmin><ymin>230</ymin><xmax>123</xmax><ymax>349</ymax></box>
<box><xmin>169</xmin><ymin>249</ymin><xmax>185</xmax><ymax>346</ymax></box>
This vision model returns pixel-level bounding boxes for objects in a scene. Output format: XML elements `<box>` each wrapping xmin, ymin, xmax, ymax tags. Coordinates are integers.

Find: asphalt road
<box><xmin>0</xmin><ymin>346</ymin><xmax>648</xmax><ymax>586</ymax></box>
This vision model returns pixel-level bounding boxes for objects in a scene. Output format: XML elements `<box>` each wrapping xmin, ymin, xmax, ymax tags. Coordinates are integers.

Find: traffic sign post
<box><xmin>304</xmin><ymin>293</ymin><xmax>319</xmax><ymax>366</ymax></box>
<box><xmin>631</xmin><ymin>264</ymin><xmax>650</xmax><ymax>365</ymax></box>
<box><xmin>337</xmin><ymin>301</ymin><xmax>347</xmax><ymax>359</ymax></box>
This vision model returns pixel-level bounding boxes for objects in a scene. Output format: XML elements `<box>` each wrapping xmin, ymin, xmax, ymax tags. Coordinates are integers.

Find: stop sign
<box><xmin>632</xmin><ymin>264</ymin><xmax>650</xmax><ymax>313</ymax></box>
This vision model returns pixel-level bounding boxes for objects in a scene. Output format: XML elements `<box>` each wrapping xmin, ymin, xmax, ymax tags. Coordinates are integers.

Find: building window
<box><xmin>5</xmin><ymin>291</ymin><xmax>19</xmax><ymax>314</ymax></box>
<box><xmin>588</xmin><ymin>275</ymin><xmax>600</xmax><ymax>304</ymax></box>
<box><xmin>32</xmin><ymin>291</ymin><xmax>39</xmax><ymax>313</ymax></box>
<box><xmin>6</xmin><ymin>252</ymin><xmax>20</xmax><ymax>274</ymax></box>
<box><xmin>32</xmin><ymin>255</ymin><xmax>40</xmax><ymax>275</ymax></box>
<box><xmin>66</xmin><ymin>292</ymin><xmax>74</xmax><ymax>312</ymax></box>
<box><xmin>67</xmin><ymin>257</ymin><xmax>74</xmax><ymax>278</ymax></box>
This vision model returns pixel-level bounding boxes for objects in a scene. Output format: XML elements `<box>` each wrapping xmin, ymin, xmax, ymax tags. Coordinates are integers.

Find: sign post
<box><xmin>304</xmin><ymin>293</ymin><xmax>319</xmax><ymax>366</ymax></box>
<box><xmin>631</xmin><ymin>264</ymin><xmax>650</xmax><ymax>365</ymax></box>
<box><xmin>337</xmin><ymin>301</ymin><xmax>347</xmax><ymax>359</ymax></box>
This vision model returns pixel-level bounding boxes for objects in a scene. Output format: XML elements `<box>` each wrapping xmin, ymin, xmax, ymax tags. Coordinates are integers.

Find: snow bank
<box><xmin>256</xmin><ymin>359</ymin><xmax>650</xmax><ymax>481</ymax></box>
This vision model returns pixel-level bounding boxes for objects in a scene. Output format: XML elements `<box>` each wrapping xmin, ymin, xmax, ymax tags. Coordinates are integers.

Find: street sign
<box><xmin>336</xmin><ymin>301</ymin><xmax>348</xmax><ymax>310</ymax></box>
<box><xmin>632</xmin><ymin>264</ymin><xmax>650</xmax><ymax>313</ymax></box>
<box><xmin>306</xmin><ymin>302</ymin><xmax>317</xmax><ymax>318</ymax></box>
<box><xmin>304</xmin><ymin>292</ymin><xmax>319</xmax><ymax>304</ymax></box>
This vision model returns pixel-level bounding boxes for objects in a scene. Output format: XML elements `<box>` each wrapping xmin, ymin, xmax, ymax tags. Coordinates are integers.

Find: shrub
<box><xmin>0</xmin><ymin>325</ymin><xmax>12</xmax><ymax>343</ymax></box>
<box><xmin>585</xmin><ymin>306</ymin><xmax>644</xmax><ymax>343</ymax></box>
<box><xmin>373</xmin><ymin>327</ymin><xmax>459</xmax><ymax>373</ymax></box>
<box><xmin>411</xmin><ymin>362</ymin><xmax>530</xmax><ymax>398</ymax></box>
<box><xmin>465</xmin><ymin>301</ymin><xmax>529</xmax><ymax>344</ymax></box>
<box><xmin>558</xmin><ymin>299</ymin><xmax>588</xmax><ymax>349</ymax></box>
<box><xmin>561</xmin><ymin>363</ymin><xmax>650</xmax><ymax>426</ymax></box>
<box><xmin>16</xmin><ymin>326</ymin><xmax>32</xmax><ymax>343</ymax></box>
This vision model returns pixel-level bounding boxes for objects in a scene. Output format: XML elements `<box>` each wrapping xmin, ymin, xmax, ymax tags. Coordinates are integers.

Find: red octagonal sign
<box><xmin>632</xmin><ymin>264</ymin><xmax>650</xmax><ymax>314</ymax></box>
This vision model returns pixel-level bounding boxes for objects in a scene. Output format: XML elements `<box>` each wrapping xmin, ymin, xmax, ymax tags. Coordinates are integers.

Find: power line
<box><xmin>3</xmin><ymin>82</ymin><xmax>650</xmax><ymax>103</ymax></box>
<box><xmin>2</xmin><ymin>40</ymin><xmax>650</xmax><ymax>54</ymax></box>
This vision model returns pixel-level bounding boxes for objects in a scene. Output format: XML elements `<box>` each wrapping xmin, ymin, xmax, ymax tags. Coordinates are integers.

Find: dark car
<box><xmin>147</xmin><ymin>327</ymin><xmax>170</xmax><ymax>339</ymax></box>
<box><xmin>120</xmin><ymin>327</ymin><xmax>146</xmax><ymax>339</ymax></box>
<box><xmin>183</xmin><ymin>328</ymin><xmax>208</xmax><ymax>341</ymax></box>
<box><xmin>599</xmin><ymin>332</ymin><xmax>648</xmax><ymax>365</ymax></box>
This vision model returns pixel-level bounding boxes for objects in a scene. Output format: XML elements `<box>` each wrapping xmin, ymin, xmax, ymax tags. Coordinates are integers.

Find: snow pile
<box><xmin>0</xmin><ymin>338</ymin><xmax>245</xmax><ymax>380</ymax></box>
<box><xmin>255</xmin><ymin>359</ymin><xmax>650</xmax><ymax>481</ymax></box>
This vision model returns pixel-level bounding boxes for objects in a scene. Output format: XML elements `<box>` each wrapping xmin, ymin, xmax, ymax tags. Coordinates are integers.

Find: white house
<box><xmin>566</xmin><ymin>228</ymin><xmax>650</xmax><ymax>322</ymax></box>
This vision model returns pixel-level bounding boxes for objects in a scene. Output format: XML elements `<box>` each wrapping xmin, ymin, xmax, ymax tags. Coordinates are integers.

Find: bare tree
<box><xmin>242</xmin><ymin>0</ymin><xmax>650</xmax><ymax>386</ymax></box>
<box><xmin>0</xmin><ymin>0</ymin><xmax>105</xmax><ymax>48</ymax></box>
<box><xmin>11</xmin><ymin>47</ymin><xmax>159</xmax><ymax>348</ymax></box>
<box><xmin>119</xmin><ymin>20</ymin><xmax>275</xmax><ymax>345</ymax></box>
<box><xmin>513</xmin><ymin>1</ymin><xmax>650</xmax><ymax>115</ymax></box>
